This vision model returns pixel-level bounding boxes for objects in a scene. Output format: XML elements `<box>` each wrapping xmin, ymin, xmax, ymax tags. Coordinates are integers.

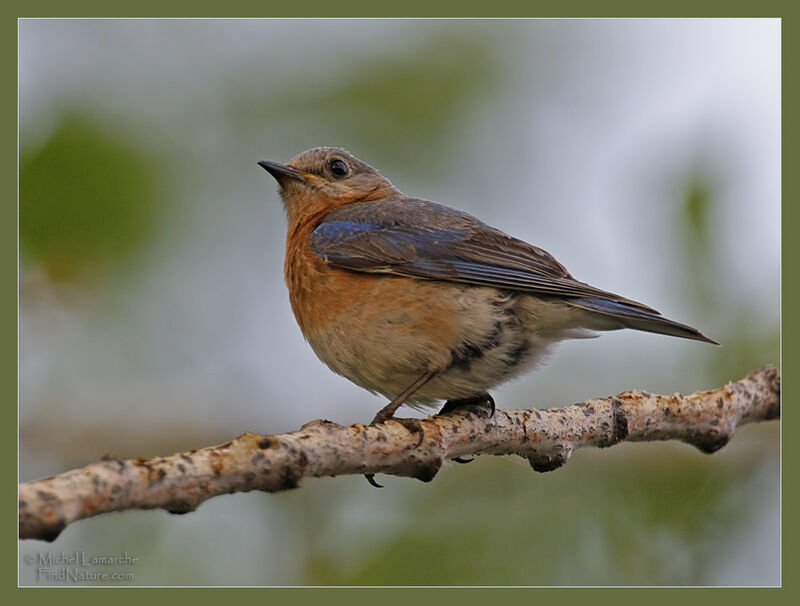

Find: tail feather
<box><xmin>569</xmin><ymin>297</ymin><xmax>719</xmax><ymax>345</ymax></box>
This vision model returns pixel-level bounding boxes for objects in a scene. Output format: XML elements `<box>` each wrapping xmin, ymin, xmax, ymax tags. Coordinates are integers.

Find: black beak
<box><xmin>258</xmin><ymin>160</ymin><xmax>305</xmax><ymax>183</ymax></box>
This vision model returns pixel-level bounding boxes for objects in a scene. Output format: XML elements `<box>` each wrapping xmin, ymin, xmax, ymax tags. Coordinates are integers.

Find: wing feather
<box><xmin>310</xmin><ymin>199</ymin><xmax>656</xmax><ymax>312</ymax></box>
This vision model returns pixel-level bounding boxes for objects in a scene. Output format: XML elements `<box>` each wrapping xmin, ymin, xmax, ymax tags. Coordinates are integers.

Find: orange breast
<box><xmin>284</xmin><ymin>215</ymin><xmax>468</xmax><ymax>383</ymax></box>
<box><xmin>285</xmin><ymin>230</ymin><xmax>460</xmax><ymax>351</ymax></box>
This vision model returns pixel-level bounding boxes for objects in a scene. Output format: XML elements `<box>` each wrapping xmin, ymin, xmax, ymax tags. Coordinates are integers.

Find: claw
<box><xmin>486</xmin><ymin>394</ymin><xmax>496</xmax><ymax>418</ymax></box>
<box><xmin>364</xmin><ymin>473</ymin><xmax>383</xmax><ymax>488</ymax></box>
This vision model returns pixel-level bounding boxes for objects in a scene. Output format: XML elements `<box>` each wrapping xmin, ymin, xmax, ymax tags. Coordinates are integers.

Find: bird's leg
<box><xmin>370</xmin><ymin>369</ymin><xmax>438</xmax><ymax>425</ymax></box>
<box><xmin>365</xmin><ymin>369</ymin><xmax>439</xmax><ymax>488</ymax></box>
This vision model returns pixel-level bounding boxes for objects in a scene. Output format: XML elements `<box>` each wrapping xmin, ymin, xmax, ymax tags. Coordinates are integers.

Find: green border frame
<box><xmin>2</xmin><ymin>2</ymin><xmax>795</xmax><ymax>17</ymax></box>
<box><xmin>7</xmin><ymin>3</ymin><xmax>792</xmax><ymax>604</ymax></box>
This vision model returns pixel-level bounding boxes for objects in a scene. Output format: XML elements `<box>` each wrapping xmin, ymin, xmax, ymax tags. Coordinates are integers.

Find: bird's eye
<box><xmin>329</xmin><ymin>159</ymin><xmax>349</xmax><ymax>178</ymax></box>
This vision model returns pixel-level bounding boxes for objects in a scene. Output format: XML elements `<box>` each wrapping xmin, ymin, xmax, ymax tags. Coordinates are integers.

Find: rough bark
<box><xmin>19</xmin><ymin>365</ymin><xmax>780</xmax><ymax>542</ymax></box>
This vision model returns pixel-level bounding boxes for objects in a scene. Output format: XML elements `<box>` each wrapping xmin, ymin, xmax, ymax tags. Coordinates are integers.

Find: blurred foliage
<box><xmin>230</xmin><ymin>35</ymin><xmax>495</xmax><ymax>167</ymax></box>
<box><xmin>684</xmin><ymin>177</ymin><xmax>712</xmax><ymax>258</ymax></box>
<box><xmin>679</xmin><ymin>173</ymin><xmax>779</xmax><ymax>386</ymax></box>
<box><xmin>707</xmin><ymin>324</ymin><xmax>780</xmax><ymax>387</ymax></box>
<box><xmin>20</xmin><ymin>114</ymin><xmax>162</xmax><ymax>282</ymax></box>
<box><xmin>290</xmin><ymin>448</ymin><xmax>768</xmax><ymax>586</ymax></box>
<box><xmin>680</xmin><ymin>173</ymin><xmax>716</xmax><ymax>313</ymax></box>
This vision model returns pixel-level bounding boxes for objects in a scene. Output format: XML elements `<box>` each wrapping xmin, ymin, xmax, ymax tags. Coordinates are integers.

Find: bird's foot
<box><xmin>437</xmin><ymin>393</ymin><xmax>495</xmax><ymax>419</ymax></box>
<box><xmin>438</xmin><ymin>394</ymin><xmax>494</xmax><ymax>465</ymax></box>
<box><xmin>364</xmin><ymin>415</ymin><xmax>425</xmax><ymax>488</ymax></box>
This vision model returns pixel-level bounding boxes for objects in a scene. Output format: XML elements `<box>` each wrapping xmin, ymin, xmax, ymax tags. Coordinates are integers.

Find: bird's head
<box><xmin>259</xmin><ymin>147</ymin><xmax>399</xmax><ymax>222</ymax></box>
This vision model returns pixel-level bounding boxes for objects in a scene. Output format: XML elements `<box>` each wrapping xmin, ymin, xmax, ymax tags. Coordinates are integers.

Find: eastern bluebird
<box><xmin>259</xmin><ymin>147</ymin><xmax>716</xmax><ymax>428</ymax></box>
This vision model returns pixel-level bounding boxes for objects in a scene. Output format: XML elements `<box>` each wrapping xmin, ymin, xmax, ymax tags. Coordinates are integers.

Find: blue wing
<box><xmin>311</xmin><ymin>198</ymin><xmax>655</xmax><ymax>307</ymax></box>
<box><xmin>310</xmin><ymin>198</ymin><xmax>717</xmax><ymax>344</ymax></box>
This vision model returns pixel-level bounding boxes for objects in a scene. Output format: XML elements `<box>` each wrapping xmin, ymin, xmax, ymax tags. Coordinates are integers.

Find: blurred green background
<box><xmin>19</xmin><ymin>19</ymin><xmax>779</xmax><ymax>586</ymax></box>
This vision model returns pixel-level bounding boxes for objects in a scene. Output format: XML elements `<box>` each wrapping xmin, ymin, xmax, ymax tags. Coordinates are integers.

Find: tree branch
<box><xmin>19</xmin><ymin>365</ymin><xmax>780</xmax><ymax>542</ymax></box>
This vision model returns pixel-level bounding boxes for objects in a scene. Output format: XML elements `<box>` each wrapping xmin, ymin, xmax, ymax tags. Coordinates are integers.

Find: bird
<box><xmin>258</xmin><ymin>147</ymin><xmax>717</xmax><ymax>429</ymax></box>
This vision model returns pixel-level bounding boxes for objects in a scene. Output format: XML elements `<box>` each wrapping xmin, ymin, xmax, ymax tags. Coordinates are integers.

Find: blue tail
<box><xmin>569</xmin><ymin>297</ymin><xmax>718</xmax><ymax>344</ymax></box>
